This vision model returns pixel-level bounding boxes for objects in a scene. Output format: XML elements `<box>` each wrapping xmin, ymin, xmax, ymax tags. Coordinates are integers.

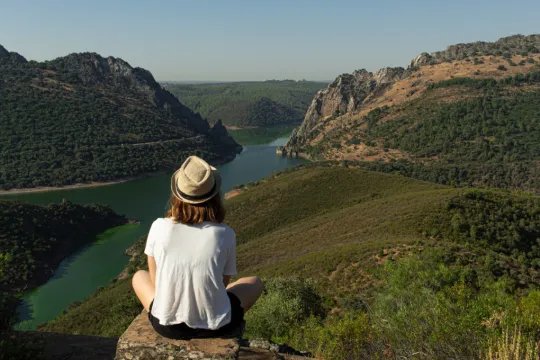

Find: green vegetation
<box><xmin>0</xmin><ymin>200</ymin><xmax>128</xmax><ymax>292</ymax></box>
<box><xmin>0</xmin><ymin>48</ymin><xmax>239</xmax><ymax>190</ymax></box>
<box><xmin>165</xmin><ymin>80</ymin><xmax>326</xmax><ymax>127</ymax></box>
<box><xmin>228</xmin><ymin>126</ymin><xmax>295</xmax><ymax>145</ymax></box>
<box><xmin>40</xmin><ymin>164</ymin><xmax>540</xmax><ymax>358</ymax></box>
<box><xmin>0</xmin><ymin>200</ymin><xmax>128</xmax><ymax>358</ymax></box>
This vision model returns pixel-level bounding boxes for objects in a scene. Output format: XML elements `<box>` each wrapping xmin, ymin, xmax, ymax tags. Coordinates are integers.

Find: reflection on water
<box><xmin>5</xmin><ymin>137</ymin><xmax>305</xmax><ymax>330</ymax></box>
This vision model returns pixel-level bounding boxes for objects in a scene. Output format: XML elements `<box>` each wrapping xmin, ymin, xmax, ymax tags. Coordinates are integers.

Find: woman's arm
<box><xmin>148</xmin><ymin>255</ymin><xmax>156</xmax><ymax>286</ymax></box>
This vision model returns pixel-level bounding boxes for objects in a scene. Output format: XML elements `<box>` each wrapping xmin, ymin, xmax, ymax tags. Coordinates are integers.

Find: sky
<box><xmin>1</xmin><ymin>0</ymin><xmax>539</xmax><ymax>82</ymax></box>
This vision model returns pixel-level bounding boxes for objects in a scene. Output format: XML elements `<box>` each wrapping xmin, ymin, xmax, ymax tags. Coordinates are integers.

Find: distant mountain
<box><xmin>283</xmin><ymin>34</ymin><xmax>540</xmax><ymax>192</ymax></box>
<box><xmin>165</xmin><ymin>80</ymin><xmax>327</xmax><ymax>127</ymax></box>
<box><xmin>0</xmin><ymin>45</ymin><xmax>241</xmax><ymax>190</ymax></box>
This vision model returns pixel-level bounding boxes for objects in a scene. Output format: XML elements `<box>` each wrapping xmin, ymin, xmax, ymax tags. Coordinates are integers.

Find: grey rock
<box><xmin>283</xmin><ymin>67</ymin><xmax>404</xmax><ymax>153</ymax></box>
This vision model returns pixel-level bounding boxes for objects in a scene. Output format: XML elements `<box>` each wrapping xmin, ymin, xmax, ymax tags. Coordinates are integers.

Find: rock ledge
<box><xmin>115</xmin><ymin>311</ymin><xmax>312</xmax><ymax>360</ymax></box>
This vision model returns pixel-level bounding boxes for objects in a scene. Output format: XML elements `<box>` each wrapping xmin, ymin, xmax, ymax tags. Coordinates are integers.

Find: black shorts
<box><xmin>148</xmin><ymin>291</ymin><xmax>245</xmax><ymax>340</ymax></box>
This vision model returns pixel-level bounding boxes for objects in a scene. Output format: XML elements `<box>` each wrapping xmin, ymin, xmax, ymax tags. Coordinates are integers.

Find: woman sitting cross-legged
<box><xmin>132</xmin><ymin>155</ymin><xmax>263</xmax><ymax>339</ymax></box>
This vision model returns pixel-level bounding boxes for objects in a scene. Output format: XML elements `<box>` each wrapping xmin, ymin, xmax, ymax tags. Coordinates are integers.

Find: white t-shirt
<box><xmin>144</xmin><ymin>217</ymin><xmax>237</xmax><ymax>328</ymax></box>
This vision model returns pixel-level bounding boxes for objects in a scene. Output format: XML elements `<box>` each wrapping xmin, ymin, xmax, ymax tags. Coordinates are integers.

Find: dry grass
<box><xmin>483</xmin><ymin>326</ymin><xmax>540</xmax><ymax>360</ymax></box>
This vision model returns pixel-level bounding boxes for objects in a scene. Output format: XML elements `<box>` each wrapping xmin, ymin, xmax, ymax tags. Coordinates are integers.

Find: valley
<box><xmin>1</xmin><ymin>26</ymin><xmax>540</xmax><ymax>360</ymax></box>
<box><xmin>165</xmin><ymin>80</ymin><xmax>326</xmax><ymax>127</ymax></box>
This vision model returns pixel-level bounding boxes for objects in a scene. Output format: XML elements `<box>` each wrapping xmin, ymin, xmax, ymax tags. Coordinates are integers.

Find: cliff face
<box><xmin>285</xmin><ymin>67</ymin><xmax>405</xmax><ymax>152</ymax></box>
<box><xmin>284</xmin><ymin>34</ymin><xmax>540</xmax><ymax>153</ymax></box>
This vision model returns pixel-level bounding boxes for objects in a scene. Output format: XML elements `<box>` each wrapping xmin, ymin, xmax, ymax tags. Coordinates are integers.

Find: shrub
<box><xmin>498</xmin><ymin>65</ymin><xmax>508</xmax><ymax>71</ymax></box>
<box><xmin>368</xmin><ymin>252</ymin><xmax>517</xmax><ymax>358</ymax></box>
<box><xmin>288</xmin><ymin>313</ymin><xmax>372</xmax><ymax>360</ymax></box>
<box><xmin>244</xmin><ymin>277</ymin><xmax>323</xmax><ymax>341</ymax></box>
<box><xmin>474</xmin><ymin>58</ymin><xmax>485</xmax><ymax>65</ymax></box>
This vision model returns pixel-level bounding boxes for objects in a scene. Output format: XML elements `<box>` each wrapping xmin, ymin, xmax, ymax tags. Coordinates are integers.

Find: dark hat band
<box><xmin>176</xmin><ymin>181</ymin><xmax>217</xmax><ymax>202</ymax></box>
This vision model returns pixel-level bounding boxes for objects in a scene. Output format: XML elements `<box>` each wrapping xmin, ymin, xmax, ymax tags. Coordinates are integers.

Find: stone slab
<box><xmin>115</xmin><ymin>311</ymin><xmax>239</xmax><ymax>360</ymax></box>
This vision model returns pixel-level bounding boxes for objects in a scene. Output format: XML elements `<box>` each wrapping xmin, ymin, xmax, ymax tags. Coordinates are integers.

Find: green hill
<box><xmin>0</xmin><ymin>200</ymin><xmax>128</xmax><ymax>345</ymax></box>
<box><xmin>0</xmin><ymin>45</ymin><xmax>240</xmax><ymax>191</ymax></box>
<box><xmin>164</xmin><ymin>80</ymin><xmax>326</xmax><ymax>127</ymax></box>
<box><xmin>39</xmin><ymin>164</ymin><xmax>540</xmax><ymax>358</ymax></box>
<box><xmin>0</xmin><ymin>200</ymin><xmax>128</xmax><ymax>293</ymax></box>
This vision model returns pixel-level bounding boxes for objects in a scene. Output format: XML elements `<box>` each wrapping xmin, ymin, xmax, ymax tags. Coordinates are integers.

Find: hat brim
<box><xmin>171</xmin><ymin>166</ymin><xmax>222</xmax><ymax>204</ymax></box>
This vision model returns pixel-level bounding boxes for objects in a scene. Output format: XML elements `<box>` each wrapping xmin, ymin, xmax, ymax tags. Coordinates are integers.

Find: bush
<box><xmin>288</xmin><ymin>313</ymin><xmax>372</xmax><ymax>360</ymax></box>
<box><xmin>244</xmin><ymin>277</ymin><xmax>323</xmax><ymax>341</ymax></box>
<box><xmin>498</xmin><ymin>65</ymin><xmax>508</xmax><ymax>71</ymax></box>
<box><xmin>368</xmin><ymin>251</ymin><xmax>517</xmax><ymax>358</ymax></box>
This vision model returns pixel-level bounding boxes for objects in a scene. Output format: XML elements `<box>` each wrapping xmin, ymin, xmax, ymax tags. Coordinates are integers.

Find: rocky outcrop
<box><xmin>428</xmin><ymin>34</ymin><xmax>540</xmax><ymax>62</ymax></box>
<box><xmin>284</xmin><ymin>68</ymin><xmax>404</xmax><ymax>152</ymax></box>
<box><xmin>115</xmin><ymin>311</ymin><xmax>313</xmax><ymax>360</ymax></box>
<box><xmin>284</xmin><ymin>34</ymin><xmax>540</xmax><ymax>154</ymax></box>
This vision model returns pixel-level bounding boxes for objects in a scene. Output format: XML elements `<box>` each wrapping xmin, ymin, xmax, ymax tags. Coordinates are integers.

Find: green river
<box><xmin>2</xmin><ymin>137</ymin><xmax>304</xmax><ymax>330</ymax></box>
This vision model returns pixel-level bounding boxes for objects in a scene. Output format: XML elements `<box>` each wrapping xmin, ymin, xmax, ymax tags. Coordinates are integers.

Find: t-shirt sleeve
<box><xmin>223</xmin><ymin>230</ymin><xmax>237</xmax><ymax>276</ymax></box>
<box><xmin>144</xmin><ymin>219</ymin><xmax>161</xmax><ymax>257</ymax></box>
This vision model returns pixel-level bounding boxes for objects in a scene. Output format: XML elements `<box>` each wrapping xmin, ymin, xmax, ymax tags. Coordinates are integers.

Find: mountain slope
<box><xmin>165</xmin><ymin>80</ymin><xmax>327</xmax><ymax>127</ymax></box>
<box><xmin>283</xmin><ymin>34</ymin><xmax>540</xmax><ymax>192</ymax></box>
<box><xmin>0</xmin><ymin>46</ymin><xmax>241</xmax><ymax>190</ymax></box>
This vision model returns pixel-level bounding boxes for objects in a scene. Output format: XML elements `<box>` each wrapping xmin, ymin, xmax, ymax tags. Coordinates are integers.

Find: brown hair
<box><xmin>166</xmin><ymin>194</ymin><xmax>225</xmax><ymax>225</ymax></box>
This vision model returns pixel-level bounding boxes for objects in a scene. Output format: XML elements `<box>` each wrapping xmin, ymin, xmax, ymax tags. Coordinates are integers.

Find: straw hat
<box><xmin>171</xmin><ymin>156</ymin><xmax>222</xmax><ymax>204</ymax></box>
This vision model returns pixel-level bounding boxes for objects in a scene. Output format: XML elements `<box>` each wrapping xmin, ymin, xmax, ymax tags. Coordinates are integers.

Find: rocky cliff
<box><xmin>283</xmin><ymin>67</ymin><xmax>405</xmax><ymax>155</ymax></box>
<box><xmin>283</xmin><ymin>34</ymin><xmax>540</xmax><ymax>154</ymax></box>
<box><xmin>0</xmin><ymin>46</ymin><xmax>241</xmax><ymax>190</ymax></box>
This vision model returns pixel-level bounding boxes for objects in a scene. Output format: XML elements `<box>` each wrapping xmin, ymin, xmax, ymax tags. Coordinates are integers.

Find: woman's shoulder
<box><xmin>150</xmin><ymin>217</ymin><xmax>174</xmax><ymax>230</ymax></box>
<box><xmin>203</xmin><ymin>222</ymin><xmax>235</xmax><ymax>236</ymax></box>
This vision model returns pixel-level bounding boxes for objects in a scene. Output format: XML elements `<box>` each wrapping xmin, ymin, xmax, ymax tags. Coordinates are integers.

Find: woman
<box><xmin>132</xmin><ymin>155</ymin><xmax>263</xmax><ymax>339</ymax></box>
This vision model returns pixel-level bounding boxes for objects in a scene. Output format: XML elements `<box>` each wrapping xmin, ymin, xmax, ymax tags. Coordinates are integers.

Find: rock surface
<box><xmin>284</xmin><ymin>67</ymin><xmax>404</xmax><ymax>152</ymax></box>
<box><xmin>115</xmin><ymin>311</ymin><xmax>314</xmax><ymax>360</ymax></box>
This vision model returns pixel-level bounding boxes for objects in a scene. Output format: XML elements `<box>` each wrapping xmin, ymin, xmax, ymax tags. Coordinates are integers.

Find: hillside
<box><xmin>39</xmin><ymin>164</ymin><xmax>540</xmax><ymax>358</ymax></box>
<box><xmin>0</xmin><ymin>199</ymin><xmax>129</xmax><ymax>350</ymax></box>
<box><xmin>283</xmin><ymin>34</ymin><xmax>540</xmax><ymax>192</ymax></box>
<box><xmin>0</xmin><ymin>45</ymin><xmax>241</xmax><ymax>191</ymax></box>
<box><xmin>0</xmin><ymin>200</ymin><xmax>129</xmax><ymax>293</ymax></box>
<box><xmin>164</xmin><ymin>80</ymin><xmax>326</xmax><ymax>127</ymax></box>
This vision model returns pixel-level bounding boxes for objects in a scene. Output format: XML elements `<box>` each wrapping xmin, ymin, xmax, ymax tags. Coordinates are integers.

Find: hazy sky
<box><xmin>1</xmin><ymin>0</ymin><xmax>539</xmax><ymax>81</ymax></box>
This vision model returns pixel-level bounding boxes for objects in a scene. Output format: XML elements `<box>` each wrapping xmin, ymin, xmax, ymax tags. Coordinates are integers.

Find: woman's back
<box><xmin>145</xmin><ymin>218</ymin><xmax>237</xmax><ymax>329</ymax></box>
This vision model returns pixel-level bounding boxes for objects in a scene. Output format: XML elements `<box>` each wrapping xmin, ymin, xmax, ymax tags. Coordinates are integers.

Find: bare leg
<box><xmin>226</xmin><ymin>276</ymin><xmax>263</xmax><ymax>312</ymax></box>
<box><xmin>132</xmin><ymin>270</ymin><xmax>155</xmax><ymax>312</ymax></box>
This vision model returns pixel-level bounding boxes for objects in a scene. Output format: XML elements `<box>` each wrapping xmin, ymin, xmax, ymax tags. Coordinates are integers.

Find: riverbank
<box><xmin>0</xmin><ymin>172</ymin><xmax>166</xmax><ymax>196</ymax></box>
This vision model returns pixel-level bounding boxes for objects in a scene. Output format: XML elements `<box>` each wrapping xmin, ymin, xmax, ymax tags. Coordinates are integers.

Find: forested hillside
<box><xmin>0</xmin><ymin>200</ymin><xmax>128</xmax><ymax>292</ymax></box>
<box><xmin>41</xmin><ymin>164</ymin><xmax>540</xmax><ymax>359</ymax></box>
<box><xmin>165</xmin><ymin>80</ymin><xmax>326</xmax><ymax>127</ymax></box>
<box><xmin>0</xmin><ymin>199</ymin><xmax>128</xmax><ymax>353</ymax></box>
<box><xmin>0</xmin><ymin>45</ymin><xmax>241</xmax><ymax>191</ymax></box>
